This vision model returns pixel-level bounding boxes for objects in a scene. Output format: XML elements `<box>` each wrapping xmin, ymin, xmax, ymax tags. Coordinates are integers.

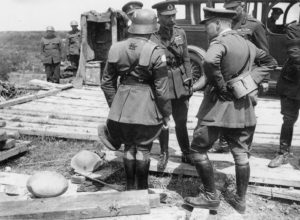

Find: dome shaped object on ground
<box><xmin>26</xmin><ymin>171</ymin><xmax>68</xmax><ymax>198</ymax></box>
<box><xmin>71</xmin><ymin>150</ymin><xmax>104</xmax><ymax>172</ymax></box>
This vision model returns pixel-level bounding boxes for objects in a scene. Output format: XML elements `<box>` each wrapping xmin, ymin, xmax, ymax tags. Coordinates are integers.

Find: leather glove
<box><xmin>163</xmin><ymin>117</ymin><xmax>170</xmax><ymax>129</ymax></box>
<box><xmin>249</xmin><ymin>89</ymin><xmax>258</xmax><ymax>106</ymax></box>
<box><xmin>217</xmin><ymin>87</ymin><xmax>234</xmax><ymax>101</ymax></box>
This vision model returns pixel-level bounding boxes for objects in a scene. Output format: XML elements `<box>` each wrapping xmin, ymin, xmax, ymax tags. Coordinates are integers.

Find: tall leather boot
<box><xmin>184</xmin><ymin>154</ymin><xmax>220</xmax><ymax>210</ymax></box>
<box><xmin>227</xmin><ymin>163</ymin><xmax>250</xmax><ymax>214</ymax></box>
<box><xmin>136</xmin><ymin>159</ymin><xmax>150</xmax><ymax>190</ymax></box>
<box><xmin>123</xmin><ymin>158</ymin><xmax>136</xmax><ymax>190</ymax></box>
<box><xmin>157</xmin><ymin>129</ymin><xmax>169</xmax><ymax>170</ymax></box>
<box><xmin>268</xmin><ymin>124</ymin><xmax>292</xmax><ymax>168</ymax></box>
<box><xmin>175</xmin><ymin>124</ymin><xmax>192</xmax><ymax>164</ymax></box>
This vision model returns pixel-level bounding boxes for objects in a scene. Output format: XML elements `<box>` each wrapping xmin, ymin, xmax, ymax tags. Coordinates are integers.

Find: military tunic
<box><xmin>150</xmin><ymin>25</ymin><xmax>192</xmax><ymax>154</ymax></box>
<box><xmin>66</xmin><ymin>29</ymin><xmax>81</xmax><ymax>69</ymax></box>
<box><xmin>191</xmin><ymin>30</ymin><xmax>277</xmax><ymax>160</ymax></box>
<box><xmin>101</xmin><ymin>37</ymin><xmax>171</xmax><ymax>145</ymax></box>
<box><xmin>232</xmin><ymin>14</ymin><xmax>269</xmax><ymax>53</ymax></box>
<box><xmin>41</xmin><ymin>36</ymin><xmax>62</xmax><ymax>83</ymax></box>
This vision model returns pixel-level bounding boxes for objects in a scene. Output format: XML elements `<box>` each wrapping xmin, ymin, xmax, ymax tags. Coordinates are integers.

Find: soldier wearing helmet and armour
<box><xmin>99</xmin><ymin>9</ymin><xmax>171</xmax><ymax>190</ymax></box>
<box><xmin>41</xmin><ymin>26</ymin><xmax>63</xmax><ymax>83</ymax></box>
<box><xmin>66</xmin><ymin>20</ymin><xmax>81</xmax><ymax>72</ymax></box>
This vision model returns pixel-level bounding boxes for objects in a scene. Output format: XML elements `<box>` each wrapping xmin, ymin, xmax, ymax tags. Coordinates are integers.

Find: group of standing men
<box><xmin>97</xmin><ymin>0</ymin><xmax>298</xmax><ymax>215</ymax></box>
<box><xmin>40</xmin><ymin>21</ymin><xmax>81</xmax><ymax>83</ymax></box>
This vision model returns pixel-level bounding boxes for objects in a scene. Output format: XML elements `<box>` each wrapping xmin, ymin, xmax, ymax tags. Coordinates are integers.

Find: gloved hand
<box><xmin>216</xmin><ymin>87</ymin><xmax>234</xmax><ymax>101</ymax></box>
<box><xmin>259</xmin><ymin>82</ymin><xmax>269</xmax><ymax>94</ymax></box>
<box><xmin>163</xmin><ymin>117</ymin><xmax>170</xmax><ymax>129</ymax></box>
<box><xmin>249</xmin><ymin>89</ymin><xmax>258</xmax><ymax>106</ymax></box>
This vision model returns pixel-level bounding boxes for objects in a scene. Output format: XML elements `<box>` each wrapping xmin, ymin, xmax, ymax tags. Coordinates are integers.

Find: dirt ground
<box><xmin>1</xmin><ymin>135</ymin><xmax>300</xmax><ymax>220</ymax></box>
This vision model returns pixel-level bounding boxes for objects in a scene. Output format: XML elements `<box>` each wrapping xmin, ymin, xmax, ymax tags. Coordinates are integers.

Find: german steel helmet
<box><xmin>128</xmin><ymin>9</ymin><xmax>159</xmax><ymax>34</ymax></box>
<box><xmin>70</xmin><ymin>20</ymin><xmax>78</xmax><ymax>26</ymax></box>
<box><xmin>46</xmin><ymin>26</ymin><xmax>55</xmax><ymax>31</ymax></box>
<box><xmin>70</xmin><ymin>150</ymin><xmax>104</xmax><ymax>172</ymax></box>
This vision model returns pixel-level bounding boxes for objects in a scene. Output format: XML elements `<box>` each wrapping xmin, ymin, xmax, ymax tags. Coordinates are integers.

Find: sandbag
<box><xmin>26</xmin><ymin>171</ymin><xmax>68</xmax><ymax>198</ymax></box>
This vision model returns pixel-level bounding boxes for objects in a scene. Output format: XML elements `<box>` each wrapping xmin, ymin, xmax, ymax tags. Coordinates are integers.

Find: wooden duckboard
<box><xmin>0</xmin><ymin>141</ymin><xmax>31</xmax><ymax>163</ymax></box>
<box><xmin>0</xmin><ymin>190</ymin><xmax>150</xmax><ymax>219</ymax></box>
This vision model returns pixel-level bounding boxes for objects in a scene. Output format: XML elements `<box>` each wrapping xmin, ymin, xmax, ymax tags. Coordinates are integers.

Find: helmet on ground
<box><xmin>70</xmin><ymin>20</ymin><xmax>78</xmax><ymax>26</ymax></box>
<box><xmin>46</xmin><ymin>26</ymin><xmax>55</xmax><ymax>31</ymax></box>
<box><xmin>128</xmin><ymin>9</ymin><xmax>159</xmax><ymax>34</ymax></box>
<box><xmin>71</xmin><ymin>150</ymin><xmax>104</xmax><ymax>172</ymax></box>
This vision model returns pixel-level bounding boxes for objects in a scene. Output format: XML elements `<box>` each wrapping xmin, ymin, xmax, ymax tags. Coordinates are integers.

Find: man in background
<box><xmin>41</xmin><ymin>26</ymin><xmax>62</xmax><ymax>83</ymax></box>
<box><xmin>268</xmin><ymin>21</ymin><xmax>300</xmax><ymax>168</ymax></box>
<box><xmin>66</xmin><ymin>20</ymin><xmax>81</xmax><ymax>73</ymax></box>
<box><xmin>267</xmin><ymin>8</ymin><xmax>284</xmax><ymax>34</ymax></box>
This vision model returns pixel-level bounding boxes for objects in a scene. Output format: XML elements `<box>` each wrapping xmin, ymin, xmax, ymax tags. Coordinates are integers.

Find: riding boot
<box><xmin>123</xmin><ymin>158</ymin><xmax>136</xmax><ymax>190</ymax></box>
<box><xmin>227</xmin><ymin>163</ymin><xmax>250</xmax><ymax>214</ymax></box>
<box><xmin>136</xmin><ymin>159</ymin><xmax>150</xmax><ymax>190</ymax></box>
<box><xmin>176</xmin><ymin>125</ymin><xmax>193</xmax><ymax>164</ymax></box>
<box><xmin>184</xmin><ymin>154</ymin><xmax>220</xmax><ymax>210</ymax></box>
<box><xmin>268</xmin><ymin>124</ymin><xmax>292</xmax><ymax>168</ymax></box>
<box><xmin>157</xmin><ymin>129</ymin><xmax>169</xmax><ymax>170</ymax></box>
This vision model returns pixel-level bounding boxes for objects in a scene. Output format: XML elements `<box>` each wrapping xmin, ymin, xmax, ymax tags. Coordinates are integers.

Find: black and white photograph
<box><xmin>0</xmin><ymin>0</ymin><xmax>299</xmax><ymax>219</ymax></box>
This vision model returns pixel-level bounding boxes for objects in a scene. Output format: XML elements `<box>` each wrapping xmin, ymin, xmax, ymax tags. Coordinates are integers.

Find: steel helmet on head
<box><xmin>70</xmin><ymin>20</ymin><xmax>78</xmax><ymax>26</ymax></box>
<box><xmin>128</xmin><ymin>9</ymin><xmax>159</xmax><ymax>34</ymax></box>
<box><xmin>46</xmin><ymin>26</ymin><xmax>55</xmax><ymax>31</ymax></box>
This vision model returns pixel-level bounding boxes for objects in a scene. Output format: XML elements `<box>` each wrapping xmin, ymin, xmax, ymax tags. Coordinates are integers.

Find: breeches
<box><xmin>123</xmin><ymin>144</ymin><xmax>152</xmax><ymax>162</ymax></box>
<box><xmin>191</xmin><ymin>123</ymin><xmax>255</xmax><ymax>165</ymax></box>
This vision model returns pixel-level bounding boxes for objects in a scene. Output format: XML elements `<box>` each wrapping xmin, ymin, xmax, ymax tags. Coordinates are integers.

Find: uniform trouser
<box><xmin>69</xmin><ymin>55</ymin><xmax>80</xmax><ymax>69</ymax></box>
<box><xmin>171</xmin><ymin>97</ymin><xmax>190</xmax><ymax>154</ymax></box>
<box><xmin>279</xmin><ymin>96</ymin><xmax>300</xmax><ymax>153</ymax></box>
<box><xmin>44</xmin><ymin>62</ymin><xmax>60</xmax><ymax>83</ymax></box>
<box><xmin>191</xmin><ymin>124</ymin><xmax>255</xmax><ymax>165</ymax></box>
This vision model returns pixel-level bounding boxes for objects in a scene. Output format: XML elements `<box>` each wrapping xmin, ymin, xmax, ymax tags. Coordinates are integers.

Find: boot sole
<box><xmin>184</xmin><ymin>201</ymin><xmax>220</xmax><ymax>210</ymax></box>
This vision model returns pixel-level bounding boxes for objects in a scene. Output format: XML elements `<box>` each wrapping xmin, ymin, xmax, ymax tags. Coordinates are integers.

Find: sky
<box><xmin>0</xmin><ymin>0</ymin><xmax>299</xmax><ymax>31</ymax></box>
<box><xmin>0</xmin><ymin>0</ymin><xmax>161</xmax><ymax>31</ymax></box>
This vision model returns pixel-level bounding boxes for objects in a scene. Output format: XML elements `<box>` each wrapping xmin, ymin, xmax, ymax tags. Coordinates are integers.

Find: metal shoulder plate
<box><xmin>139</xmin><ymin>40</ymin><xmax>158</xmax><ymax>66</ymax></box>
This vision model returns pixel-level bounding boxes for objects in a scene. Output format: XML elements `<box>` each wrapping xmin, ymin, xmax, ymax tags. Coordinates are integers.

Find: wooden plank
<box><xmin>0</xmin><ymin>141</ymin><xmax>30</xmax><ymax>162</ymax></box>
<box><xmin>90</xmin><ymin>206</ymin><xmax>186</xmax><ymax>220</ymax></box>
<box><xmin>0</xmin><ymin>89</ymin><xmax>60</xmax><ymax>109</ymax></box>
<box><xmin>248</xmin><ymin>185</ymin><xmax>300</xmax><ymax>202</ymax></box>
<box><xmin>105</xmin><ymin>151</ymin><xmax>300</xmax><ymax>188</ymax></box>
<box><xmin>0</xmin><ymin>190</ymin><xmax>150</xmax><ymax>219</ymax></box>
<box><xmin>29</xmin><ymin>79</ymin><xmax>73</xmax><ymax>90</ymax></box>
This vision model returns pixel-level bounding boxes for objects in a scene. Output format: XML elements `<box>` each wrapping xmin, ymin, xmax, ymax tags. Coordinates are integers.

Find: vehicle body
<box><xmin>176</xmin><ymin>0</ymin><xmax>300</xmax><ymax>86</ymax></box>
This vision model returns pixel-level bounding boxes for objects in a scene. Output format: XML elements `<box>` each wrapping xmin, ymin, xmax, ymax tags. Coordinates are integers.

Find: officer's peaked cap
<box><xmin>200</xmin><ymin>7</ymin><xmax>237</xmax><ymax>24</ymax></box>
<box><xmin>271</xmin><ymin>7</ymin><xmax>284</xmax><ymax>15</ymax></box>
<box><xmin>152</xmin><ymin>0</ymin><xmax>178</xmax><ymax>15</ymax></box>
<box><xmin>223</xmin><ymin>0</ymin><xmax>242</xmax><ymax>9</ymax></box>
<box><xmin>122</xmin><ymin>1</ymin><xmax>143</xmax><ymax>15</ymax></box>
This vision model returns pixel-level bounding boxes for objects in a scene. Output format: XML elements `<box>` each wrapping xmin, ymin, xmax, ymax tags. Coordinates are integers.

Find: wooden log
<box><xmin>29</xmin><ymin>79</ymin><xmax>73</xmax><ymax>90</ymax></box>
<box><xmin>89</xmin><ymin>206</ymin><xmax>186</xmax><ymax>220</ymax></box>
<box><xmin>0</xmin><ymin>141</ymin><xmax>30</xmax><ymax>162</ymax></box>
<box><xmin>0</xmin><ymin>190</ymin><xmax>150</xmax><ymax>219</ymax></box>
<box><xmin>0</xmin><ymin>89</ymin><xmax>61</xmax><ymax>109</ymax></box>
<box><xmin>248</xmin><ymin>185</ymin><xmax>300</xmax><ymax>202</ymax></box>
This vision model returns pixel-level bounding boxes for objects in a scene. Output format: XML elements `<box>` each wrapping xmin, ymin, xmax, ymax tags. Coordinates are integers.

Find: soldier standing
<box><xmin>268</xmin><ymin>22</ymin><xmax>300</xmax><ymax>168</ymax></box>
<box><xmin>184</xmin><ymin>8</ymin><xmax>277</xmax><ymax>213</ymax></box>
<box><xmin>99</xmin><ymin>9</ymin><xmax>171</xmax><ymax>190</ymax></box>
<box><xmin>151</xmin><ymin>0</ymin><xmax>193</xmax><ymax>169</ymax></box>
<box><xmin>210</xmin><ymin>0</ymin><xmax>270</xmax><ymax>153</ymax></box>
<box><xmin>66</xmin><ymin>20</ymin><xmax>81</xmax><ymax>72</ymax></box>
<box><xmin>41</xmin><ymin>26</ymin><xmax>62</xmax><ymax>83</ymax></box>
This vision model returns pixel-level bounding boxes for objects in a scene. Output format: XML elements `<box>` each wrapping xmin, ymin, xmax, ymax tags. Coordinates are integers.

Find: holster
<box><xmin>171</xmin><ymin>65</ymin><xmax>192</xmax><ymax>98</ymax></box>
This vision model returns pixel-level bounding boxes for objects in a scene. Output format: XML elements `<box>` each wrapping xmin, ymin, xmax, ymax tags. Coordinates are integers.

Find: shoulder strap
<box><xmin>235</xmin><ymin>43</ymin><xmax>251</xmax><ymax>77</ymax></box>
